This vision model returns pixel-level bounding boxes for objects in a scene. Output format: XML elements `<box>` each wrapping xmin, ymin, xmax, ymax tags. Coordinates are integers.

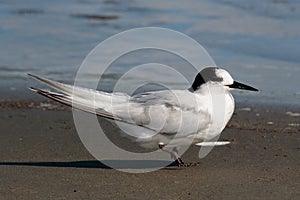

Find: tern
<box><xmin>28</xmin><ymin>67</ymin><xmax>258</xmax><ymax>167</ymax></box>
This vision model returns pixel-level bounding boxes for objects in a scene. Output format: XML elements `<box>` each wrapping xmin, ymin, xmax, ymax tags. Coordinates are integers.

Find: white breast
<box><xmin>195</xmin><ymin>83</ymin><xmax>235</xmax><ymax>141</ymax></box>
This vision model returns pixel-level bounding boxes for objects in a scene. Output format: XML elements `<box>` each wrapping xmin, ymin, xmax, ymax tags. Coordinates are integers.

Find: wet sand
<box><xmin>0</xmin><ymin>101</ymin><xmax>299</xmax><ymax>199</ymax></box>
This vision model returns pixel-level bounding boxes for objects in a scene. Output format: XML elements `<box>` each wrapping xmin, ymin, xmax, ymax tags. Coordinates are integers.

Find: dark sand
<box><xmin>0</xmin><ymin>100</ymin><xmax>299</xmax><ymax>200</ymax></box>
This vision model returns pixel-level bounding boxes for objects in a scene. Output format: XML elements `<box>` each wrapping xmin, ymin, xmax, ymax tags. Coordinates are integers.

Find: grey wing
<box><xmin>126</xmin><ymin>90</ymin><xmax>212</xmax><ymax>137</ymax></box>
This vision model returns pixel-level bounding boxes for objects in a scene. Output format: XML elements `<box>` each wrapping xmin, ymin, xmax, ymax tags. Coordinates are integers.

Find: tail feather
<box><xmin>29</xmin><ymin>87</ymin><xmax>74</xmax><ymax>108</ymax></box>
<box><xmin>28</xmin><ymin>74</ymin><xmax>157</xmax><ymax>133</ymax></box>
<box><xmin>27</xmin><ymin>74</ymin><xmax>130</xmax><ymax>111</ymax></box>
<box><xmin>29</xmin><ymin>87</ymin><xmax>122</xmax><ymax>121</ymax></box>
<box><xmin>28</xmin><ymin>74</ymin><xmax>75</xmax><ymax>96</ymax></box>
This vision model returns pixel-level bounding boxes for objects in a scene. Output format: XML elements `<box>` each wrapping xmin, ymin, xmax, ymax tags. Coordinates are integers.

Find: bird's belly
<box><xmin>195</xmin><ymin>93</ymin><xmax>234</xmax><ymax>141</ymax></box>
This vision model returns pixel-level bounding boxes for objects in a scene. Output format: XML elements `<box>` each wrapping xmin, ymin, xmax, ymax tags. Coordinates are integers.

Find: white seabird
<box><xmin>28</xmin><ymin>67</ymin><xmax>258</xmax><ymax>167</ymax></box>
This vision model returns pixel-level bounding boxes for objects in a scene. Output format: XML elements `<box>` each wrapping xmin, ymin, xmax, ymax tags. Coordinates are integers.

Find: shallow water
<box><xmin>0</xmin><ymin>0</ymin><xmax>299</xmax><ymax>105</ymax></box>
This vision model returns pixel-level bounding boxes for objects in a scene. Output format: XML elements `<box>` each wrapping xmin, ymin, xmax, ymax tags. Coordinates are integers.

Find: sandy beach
<box><xmin>0</xmin><ymin>100</ymin><xmax>299</xmax><ymax>200</ymax></box>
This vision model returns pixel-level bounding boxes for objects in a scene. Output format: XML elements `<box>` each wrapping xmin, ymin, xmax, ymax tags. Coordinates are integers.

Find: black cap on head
<box><xmin>190</xmin><ymin>73</ymin><xmax>205</xmax><ymax>91</ymax></box>
<box><xmin>190</xmin><ymin>67</ymin><xmax>222</xmax><ymax>91</ymax></box>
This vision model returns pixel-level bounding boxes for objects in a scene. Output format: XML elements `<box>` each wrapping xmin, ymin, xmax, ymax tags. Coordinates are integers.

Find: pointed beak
<box><xmin>228</xmin><ymin>81</ymin><xmax>259</xmax><ymax>91</ymax></box>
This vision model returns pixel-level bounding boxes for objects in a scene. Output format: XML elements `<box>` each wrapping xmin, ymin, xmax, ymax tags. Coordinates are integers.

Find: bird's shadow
<box><xmin>0</xmin><ymin>160</ymin><xmax>179</xmax><ymax>170</ymax></box>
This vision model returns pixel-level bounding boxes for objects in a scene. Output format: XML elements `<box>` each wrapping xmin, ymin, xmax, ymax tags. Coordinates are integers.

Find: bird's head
<box><xmin>189</xmin><ymin>67</ymin><xmax>258</xmax><ymax>92</ymax></box>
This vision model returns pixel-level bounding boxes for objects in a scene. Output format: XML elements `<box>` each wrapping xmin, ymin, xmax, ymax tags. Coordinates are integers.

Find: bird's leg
<box><xmin>158</xmin><ymin>144</ymin><xmax>184</xmax><ymax>166</ymax></box>
<box><xmin>158</xmin><ymin>143</ymin><xmax>200</xmax><ymax>167</ymax></box>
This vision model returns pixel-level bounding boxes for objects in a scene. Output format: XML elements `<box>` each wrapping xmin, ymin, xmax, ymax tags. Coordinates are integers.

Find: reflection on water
<box><xmin>0</xmin><ymin>0</ymin><xmax>299</xmax><ymax>105</ymax></box>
